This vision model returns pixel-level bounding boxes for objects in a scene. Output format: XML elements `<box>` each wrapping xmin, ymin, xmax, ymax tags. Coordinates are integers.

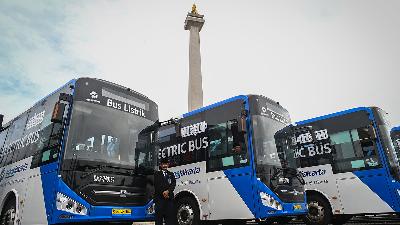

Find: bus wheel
<box><xmin>1</xmin><ymin>199</ymin><xmax>16</xmax><ymax>225</ymax></box>
<box><xmin>304</xmin><ymin>194</ymin><xmax>332</xmax><ymax>225</ymax></box>
<box><xmin>176</xmin><ymin>197</ymin><xmax>200</xmax><ymax>225</ymax></box>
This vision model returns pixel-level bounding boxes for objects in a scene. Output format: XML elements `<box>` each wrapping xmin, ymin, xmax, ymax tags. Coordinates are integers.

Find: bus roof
<box><xmin>1</xmin><ymin>77</ymin><xmax>153</xmax><ymax>127</ymax></box>
<box><xmin>296</xmin><ymin>106</ymin><xmax>375</xmax><ymax>126</ymax></box>
<box><xmin>392</xmin><ymin>126</ymin><xmax>400</xmax><ymax>132</ymax></box>
<box><xmin>182</xmin><ymin>94</ymin><xmax>285</xmax><ymax>118</ymax></box>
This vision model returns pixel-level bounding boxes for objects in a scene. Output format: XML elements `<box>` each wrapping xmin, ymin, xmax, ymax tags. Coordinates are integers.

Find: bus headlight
<box><xmin>260</xmin><ymin>192</ymin><xmax>283</xmax><ymax>211</ymax></box>
<box><xmin>56</xmin><ymin>193</ymin><xmax>88</xmax><ymax>216</ymax></box>
<box><xmin>147</xmin><ymin>202</ymin><xmax>155</xmax><ymax>215</ymax></box>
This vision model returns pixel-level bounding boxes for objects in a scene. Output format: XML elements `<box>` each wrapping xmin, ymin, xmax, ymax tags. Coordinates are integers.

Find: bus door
<box><xmin>332</xmin><ymin>124</ymin><xmax>393</xmax><ymax>214</ymax></box>
<box><xmin>205</xmin><ymin>119</ymin><xmax>254</xmax><ymax>220</ymax></box>
<box><xmin>204</xmin><ymin>101</ymin><xmax>256</xmax><ymax>220</ymax></box>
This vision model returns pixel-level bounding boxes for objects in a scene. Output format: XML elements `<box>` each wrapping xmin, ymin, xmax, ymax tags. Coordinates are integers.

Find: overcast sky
<box><xmin>0</xmin><ymin>0</ymin><xmax>399</xmax><ymax>127</ymax></box>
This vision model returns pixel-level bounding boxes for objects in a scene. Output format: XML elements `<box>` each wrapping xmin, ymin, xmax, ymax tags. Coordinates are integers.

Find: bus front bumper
<box><xmin>52</xmin><ymin>203</ymin><xmax>155</xmax><ymax>224</ymax></box>
<box><xmin>258</xmin><ymin>202</ymin><xmax>308</xmax><ymax>219</ymax></box>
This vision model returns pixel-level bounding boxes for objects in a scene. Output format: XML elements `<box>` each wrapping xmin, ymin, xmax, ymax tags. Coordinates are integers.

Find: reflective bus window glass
<box><xmin>9</xmin><ymin>113</ymin><xmax>29</xmax><ymax>163</ymax></box>
<box><xmin>0</xmin><ymin>124</ymin><xmax>16</xmax><ymax>166</ymax></box>
<box><xmin>208</xmin><ymin>119</ymin><xmax>247</xmax><ymax>171</ymax></box>
<box><xmin>332</xmin><ymin>127</ymin><xmax>381</xmax><ymax>173</ymax></box>
<box><xmin>0</xmin><ymin>127</ymin><xmax>11</xmax><ymax>167</ymax></box>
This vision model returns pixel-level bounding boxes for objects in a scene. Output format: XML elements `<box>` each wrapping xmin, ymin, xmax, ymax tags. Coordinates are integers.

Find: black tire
<box><xmin>332</xmin><ymin>215</ymin><xmax>352</xmax><ymax>225</ymax></box>
<box><xmin>303</xmin><ymin>194</ymin><xmax>332</xmax><ymax>225</ymax></box>
<box><xmin>0</xmin><ymin>198</ymin><xmax>16</xmax><ymax>225</ymax></box>
<box><xmin>176</xmin><ymin>197</ymin><xmax>200</xmax><ymax>225</ymax></box>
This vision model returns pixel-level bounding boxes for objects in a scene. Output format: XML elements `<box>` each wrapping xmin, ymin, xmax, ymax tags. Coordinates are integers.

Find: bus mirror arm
<box><xmin>239</xmin><ymin>109</ymin><xmax>248</xmax><ymax>133</ymax></box>
<box><xmin>51</xmin><ymin>101</ymin><xmax>67</xmax><ymax>124</ymax></box>
<box><xmin>368</xmin><ymin>125</ymin><xmax>378</xmax><ymax>140</ymax></box>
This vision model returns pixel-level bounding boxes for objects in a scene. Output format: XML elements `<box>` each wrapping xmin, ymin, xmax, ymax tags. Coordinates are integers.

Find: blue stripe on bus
<box><xmin>296</xmin><ymin>107</ymin><xmax>372</xmax><ymax>126</ymax></box>
<box><xmin>40</xmin><ymin>162</ymin><xmax>62</xmax><ymax>224</ymax></box>
<box><xmin>353</xmin><ymin>169</ymin><xmax>399</xmax><ymax>211</ymax></box>
<box><xmin>182</xmin><ymin>95</ymin><xmax>247</xmax><ymax>118</ymax></box>
<box><xmin>392</xmin><ymin>126</ymin><xmax>400</xmax><ymax>132</ymax></box>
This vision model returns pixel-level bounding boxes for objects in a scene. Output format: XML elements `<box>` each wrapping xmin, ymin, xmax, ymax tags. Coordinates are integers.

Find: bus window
<box><xmin>332</xmin><ymin>126</ymin><xmax>381</xmax><ymax>173</ymax></box>
<box><xmin>0</xmin><ymin>123</ymin><xmax>16</xmax><ymax>167</ymax></box>
<box><xmin>207</xmin><ymin>119</ymin><xmax>247</xmax><ymax>171</ymax></box>
<box><xmin>0</xmin><ymin>127</ymin><xmax>11</xmax><ymax>167</ymax></box>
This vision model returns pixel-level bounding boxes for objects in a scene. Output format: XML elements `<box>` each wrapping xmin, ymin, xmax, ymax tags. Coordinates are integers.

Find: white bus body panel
<box><xmin>0</xmin><ymin>157</ymin><xmax>48</xmax><ymax>225</ymax></box>
<box><xmin>336</xmin><ymin>172</ymin><xmax>393</xmax><ymax>214</ymax></box>
<box><xmin>300</xmin><ymin>164</ymin><xmax>393</xmax><ymax>215</ymax></box>
<box><xmin>170</xmin><ymin>161</ymin><xmax>253</xmax><ymax>221</ymax></box>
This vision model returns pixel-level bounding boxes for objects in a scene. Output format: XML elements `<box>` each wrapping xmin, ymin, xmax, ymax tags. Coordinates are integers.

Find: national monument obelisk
<box><xmin>185</xmin><ymin>4</ymin><xmax>205</xmax><ymax>111</ymax></box>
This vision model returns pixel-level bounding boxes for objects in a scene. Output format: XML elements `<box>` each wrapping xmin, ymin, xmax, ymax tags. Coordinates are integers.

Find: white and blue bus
<box><xmin>153</xmin><ymin>95</ymin><xmax>307</xmax><ymax>225</ymax></box>
<box><xmin>293</xmin><ymin>107</ymin><xmax>400</xmax><ymax>225</ymax></box>
<box><xmin>0</xmin><ymin>78</ymin><xmax>158</xmax><ymax>225</ymax></box>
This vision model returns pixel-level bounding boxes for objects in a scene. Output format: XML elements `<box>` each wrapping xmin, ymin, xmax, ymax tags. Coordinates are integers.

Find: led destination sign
<box><xmin>74</xmin><ymin>78</ymin><xmax>158</xmax><ymax>121</ymax></box>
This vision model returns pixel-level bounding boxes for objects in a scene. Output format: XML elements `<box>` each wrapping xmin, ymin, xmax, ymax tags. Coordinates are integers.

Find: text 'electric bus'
<box><xmin>293</xmin><ymin>107</ymin><xmax>400</xmax><ymax>225</ymax></box>
<box><xmin>153</xmin><ymin>95</ymin><xmax>307</xmax><ymax>225</ymax></box>
<box><xmin>0</xmin><ymin>78</ymin><xmax>158</xmax><ymax>225</ymax></box>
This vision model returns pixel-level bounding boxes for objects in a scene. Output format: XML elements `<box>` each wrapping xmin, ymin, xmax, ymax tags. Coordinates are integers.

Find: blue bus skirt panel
<box><xmin>40</xmin><ymin>164</ymin><xmax>154</xmax><ymax>224</ymax></box>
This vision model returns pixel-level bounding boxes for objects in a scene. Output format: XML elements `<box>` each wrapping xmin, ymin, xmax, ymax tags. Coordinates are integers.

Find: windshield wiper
<box><xmin>81</xmin><ymin>164</ymin><xmax>110</xmax><ymax>178</ymax></box>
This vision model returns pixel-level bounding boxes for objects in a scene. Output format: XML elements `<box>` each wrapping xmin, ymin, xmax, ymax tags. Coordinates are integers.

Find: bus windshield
<box><xmin>252</xmin><ymin>115</ymin><xmax>296</xmax><ymax>169</ymax></box>
<box><xmin>64</xmin><ymin>101</ymin><xmax>155</xmax><ymax>169</ymax></box>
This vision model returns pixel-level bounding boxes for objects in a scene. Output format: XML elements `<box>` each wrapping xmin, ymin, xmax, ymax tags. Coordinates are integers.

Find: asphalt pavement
<box><xmin>132</xmin><ymin>216</ymin><xmax>400</xmax><ymax>225</ymax></box>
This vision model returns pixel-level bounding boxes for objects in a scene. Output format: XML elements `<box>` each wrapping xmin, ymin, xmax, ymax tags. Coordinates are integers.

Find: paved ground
<box><xmin>133</xmin><ymin>216</ymin><xmax>400</xmax><ymax>225</ymax></box>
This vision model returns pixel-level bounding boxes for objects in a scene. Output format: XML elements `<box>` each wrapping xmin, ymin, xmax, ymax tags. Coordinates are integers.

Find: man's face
<box><xmin>160</xmin><ymin>162</ymin><xmax>169</xmax><ymax>170</ymax></box>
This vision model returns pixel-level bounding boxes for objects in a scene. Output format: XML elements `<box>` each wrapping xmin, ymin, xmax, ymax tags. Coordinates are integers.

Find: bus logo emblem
<box><xmin>120</xmin><ymin>190</ymin><xmax>128</xmax><ymax>198</ymax></box>
<box><xmin>90</xmin><ymin>91</ymin><xmax>98</xmax><ymax>99</ymax></box>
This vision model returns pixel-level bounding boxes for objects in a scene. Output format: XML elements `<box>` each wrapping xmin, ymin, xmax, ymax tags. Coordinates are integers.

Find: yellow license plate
<box><xmin>112</xmin><ymin>209</ymin><xmax>132</xmax><ymax>215</ymax></box>
<box><xmin>293</xmin><ymin>204</ymin><xmax>302</xmax><ymax>210</ymax></box>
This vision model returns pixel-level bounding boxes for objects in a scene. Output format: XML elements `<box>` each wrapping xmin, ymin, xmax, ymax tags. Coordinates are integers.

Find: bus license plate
<box><xmin>112</xmin><ymin>209</ymin><xmax>132</xmax><ymax>215</ymax></box>
<box><xmin>293</xmin><ymin>204</ymin><xmax>302</xmax><ymax>210</ymax></box>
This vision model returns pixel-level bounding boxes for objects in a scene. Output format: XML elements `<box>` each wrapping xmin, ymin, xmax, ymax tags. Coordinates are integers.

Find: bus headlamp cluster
<box><xmin>260</xmin><ymin>192</ymin><xmax>283</xmax><ymax>210</ymax></box>
<box><xmin>56</xmin><ymin>193</ymin><xmax>88</xmax><ymax>216</ymax></box>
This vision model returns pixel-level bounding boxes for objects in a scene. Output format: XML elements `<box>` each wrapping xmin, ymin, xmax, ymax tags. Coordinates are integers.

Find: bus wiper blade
<box><xmin>81</xmin><ymin>164</ymin><xmax>109</xmax><ymax>178</ymax></box>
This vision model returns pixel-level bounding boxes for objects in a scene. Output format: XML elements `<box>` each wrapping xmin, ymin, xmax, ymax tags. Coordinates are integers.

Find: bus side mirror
<box><xmin>175</xmin><ymin>121</ymin><xmax>182</xmax><ymax>138</ymax></box>
<box><xmin>51</xmin><ymin>101</ymin><xmax>66</xmax><ymax>124</ymax></box>
<box><xmin>368</xmin><ymin>125</ymin><xmax>378</xmax><ymax>140</ymax></box>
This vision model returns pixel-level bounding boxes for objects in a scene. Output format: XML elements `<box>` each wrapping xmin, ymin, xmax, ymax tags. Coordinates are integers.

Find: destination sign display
<box><xmin>74</xmin><ymin>78</ymin><xmax>158</xmax><ymax>121</ymax></box>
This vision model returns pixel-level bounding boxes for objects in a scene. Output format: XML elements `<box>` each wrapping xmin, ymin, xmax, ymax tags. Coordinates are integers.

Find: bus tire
<box><xmin>0</xmin><ymin>197</ymin><xmax>16</xmax><ymax>225</ymax></box>
<box><xmin>304</xmin><ymin>194</ymin><xmax>332</xmax><ymax>225</ymax></box>
<box><xmin>176</xmin><ymin>196</ymin><xmax>200</xmax><ymax>225</ymax></box>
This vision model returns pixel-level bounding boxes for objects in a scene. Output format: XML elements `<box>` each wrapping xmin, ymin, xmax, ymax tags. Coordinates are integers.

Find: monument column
<box><xmin>185</xmin><ymin>4</ymin><xmax>205</xmax><ymax>111</ymax></box>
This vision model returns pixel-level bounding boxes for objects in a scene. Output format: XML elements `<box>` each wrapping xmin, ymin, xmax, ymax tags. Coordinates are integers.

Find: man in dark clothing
<box><xmin>154</xmin><ymin>158</ymin><xmax>176</xmax><ymax>225</ymax></box>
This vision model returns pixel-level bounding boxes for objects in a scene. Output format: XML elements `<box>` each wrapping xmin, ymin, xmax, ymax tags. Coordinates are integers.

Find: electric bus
<box><xmin>0</xmin><ymin>78</ymin><xmax>158</xmax><ymax>225</ymax></box>
<box><xmin>153</xmin><ymin>95</ymin><xmax>307</xmax><ymax>225</ymax></box>
<box><xmin>391</xmin><ymin>126</ymin><xmax>400</xmax><ymax>159</ymax></box>
<box><xmin>292</xmin><ymin>107</ymin><xmax>400</xmax><ymax>225</ymax></box>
